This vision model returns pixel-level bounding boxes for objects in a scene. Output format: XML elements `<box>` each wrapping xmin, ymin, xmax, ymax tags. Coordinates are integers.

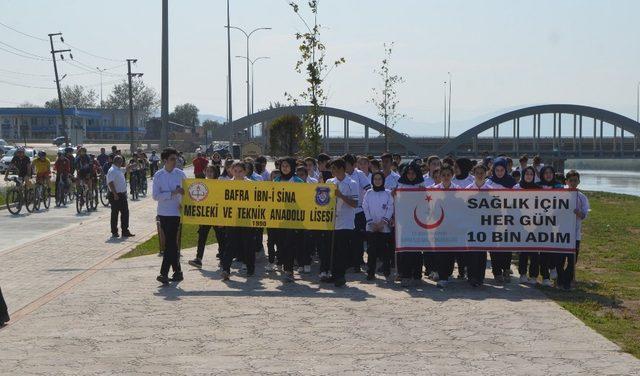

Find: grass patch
<box><xmin>121</xmin><ymin>223</ymin><xmax>217</xmax><ymax>258</ymax></box>
<box><xmin>542</xmin><ymin>191</ymin><xmax>640</xmax><ymax>358</ymax></box>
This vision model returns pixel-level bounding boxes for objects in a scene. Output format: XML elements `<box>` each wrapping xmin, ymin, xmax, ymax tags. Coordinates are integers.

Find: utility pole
<box><xmin>161</xmin><ymin>0</ymin><xmax>169</xmax><ymax>149</ymax></box>
<box><xmin>96</xmin><ymin>67</ymin><xmax>106</xmax><ymax>108</ymax></box>
<box><xmin>235</xmin><ymin>56</ymin><xmax>269</xmax><ymax>115</ymax></box>
<box><xmin>447</xmin><ymin>72</ymin><xmax>452</xmax><ymax>138</ymax></box>
<box><xmin>127</xmin><ymin>59</ymin><xmax>143</xmax><ymax>154</ymax></box>
<box><xmin>48</xmin><ymin>33</ymin><xmax>71</xmax><ymax>147</ymax></box>
<box><xmin>226</xmin><ymin>0</ymin><xmax>234</xmax><ymax>158</ymax></box>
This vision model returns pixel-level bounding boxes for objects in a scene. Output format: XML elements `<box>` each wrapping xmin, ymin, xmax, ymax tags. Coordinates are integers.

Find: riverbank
<box><xmin>566</xmin><ymin>158</ymin><xmax>640</xmax><ymax>171</ymax></box>
<box><xmin>543</xmin><ymin>191</ymin><xmax>640</xmax><ymax>358</ymax></box>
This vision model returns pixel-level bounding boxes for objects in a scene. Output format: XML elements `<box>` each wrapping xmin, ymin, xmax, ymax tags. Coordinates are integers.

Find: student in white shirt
<box><xmin>362</xmin><ymin>171</ymin><xmax>394</xmax><ymax>280</ymax></box>
<box><xmin>218</xmin><ymin>159</ymin><xmax>234</xmax><ymax>181</ymax></box>
<box><xmin>294</xmin><ymin>165</ymin><xmax>317</xmax><ymax>274</ymax></box>
<box><xmin>304</xmin><ymin>157</ymin><xmax>320</xmax><ymax>181</ymax></box>
<box><xmin>220</xmin><ymin>162</ymin><xmax>255</xmax><ymax>281</ymax></box>
<box><xmin>255</xmin><ymin>156</ymin><xmax>270</xmax><ymax>181</ymax></box>
<box><xmin>152</xmin><ymin>147</ymin><xmax>187</xmax><ymax>285</ymax></box>
<box><xmin>464</xmin><ymin>164</ymin><xmax>493</xmax><ymax>287</ymax></box>
<box><xmin>556</xmin><ymin>170</ymin><xmax>589</xmax><ymax>290</ymax></box>
<box><xmin>422</xmin><ymin>156</ymin><xmax>441</xmax><ymax>187</ymax></box>
<box><xmin>432</xmin><ymin>164</ymin><xmax>460</xmax><ymax>288</ymax></box>
<box><xmin>345</xmin><ymin>154</ymin><xmax>372</xmax><ymax>273</ymax></box>
<box><xmin>324</xmin><ymin>158</ymin><xmax>359</xmax><ymax>287</ymax></box>
<box><xmin>381</xmin><ymin>153</ymin><xmax>400</xmax><ymax>190</ymax></box>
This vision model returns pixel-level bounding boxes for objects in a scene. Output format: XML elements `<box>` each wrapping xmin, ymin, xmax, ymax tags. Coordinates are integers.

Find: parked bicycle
<box><xmin>99</xmin><ymin>173</ymin><xmax>110</xmax><ymax>207</ymax></box>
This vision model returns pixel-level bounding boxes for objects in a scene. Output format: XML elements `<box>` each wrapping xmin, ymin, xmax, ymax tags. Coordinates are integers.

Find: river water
<box><xmin>574</xmin><ymin>170</ymin><xmax>640</xmax><ymax>197</ymax></box>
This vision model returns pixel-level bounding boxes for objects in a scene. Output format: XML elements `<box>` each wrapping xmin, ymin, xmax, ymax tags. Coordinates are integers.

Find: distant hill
<box><xmin>199</xmin><ymin>114</ymin><xmax>227</xmax><ymax>124</ymax></box>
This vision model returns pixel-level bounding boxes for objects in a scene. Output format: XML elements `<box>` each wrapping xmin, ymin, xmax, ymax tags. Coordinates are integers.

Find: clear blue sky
<box><xmin>1</xmin><ymin>0</ymin><xmax>638</xmax><ymax>136</ymax></box>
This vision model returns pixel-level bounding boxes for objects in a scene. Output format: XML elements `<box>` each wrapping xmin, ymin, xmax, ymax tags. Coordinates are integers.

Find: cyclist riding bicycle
<box><xmin>75</xmin><ymin>147</ymin><xmax>93</xmax><ymax>192</ymax></box>
<box><xmin>54</xmin><ymin>151</ymin><xmax>71</xmax><ymax>190</ymax></box>
<box><xmin>32</xmin><ymin>151</ymin><xmax>52</xmax><ymax>190</ymax></box>
<box><xmin>89</xmin><ymin>154</ymin><xmax>101</xmax><ymax>189</ymax></box>
<box><xmin>3</xmin><ymin>146</ymin><xmax>32</xmax><ymax>186</ymax></box>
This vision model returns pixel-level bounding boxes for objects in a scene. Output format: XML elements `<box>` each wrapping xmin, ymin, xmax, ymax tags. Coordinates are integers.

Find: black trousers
<box><xmin>398</xmin><ymin>252</ymin><xmax>422</xmax><ymax>279</ymax></box>
<box><xmin>297</xmin><ymin>230</ymin><xmax>312</xmax><ymax>267</ymax></box>
<box><xmin>538</xmin><ymin>253</ymin><xmax>553</xmax><ymax>279</ymax></box>
<box><xmin>352</xmin><ymin>212</ymin><xmax>367</xmax><ymax>267</ymax></box>
<box><xmin>109</xmin><ymin>193</ymin><xmax>129</xmax><ymax>235</ymax></box>
<box><xmin>423</xmin><ymin>252</ymin><xmax>436</xmax><ymax>274</ymax></box>
<box><xmin>490</xmin><ymin>252</ymin><xmax>512</xmax><ymax>276</ymax></box>
<box><xmin>518</xmin><ymin>252</ymin><xmax>540</xmax><ymax>278</ymax></box>
<box><xmin>0</xmin><ymin>286</ymin><xmax>9</xmax><ymax>324</ymax></box>
<box><xmin>455</xmin><ymin>254</ymin><xmax>467</xmax><ymax>277</ymax></box>
<box><xmin>196</xmin><ymin>225</ymin><xmax>211</xmax><ymax>260</ymax></box>
<box><xmin>317</xmin><ymin>230</ymin><xmax>331</xmax><ymax>273</ymax></box>
<box><xmin>221</xmin><ymin>227</ymin><xmax>255</xmax><ymax>274</ymax></box>
<box><xmin>367</xmin><ymin>232</ymin><xmax>391</xmax><ymax>276</ymax></box>
<box><xmin>556</xmin><ymin>241</ymin><xmax>580</xmax><ymax>289</ymax></box>
<box><xmin>331</xmin><ymin>230</ymin><xmax>352</xmax><ymax>279</ymax></box>
<box><xmin>436</xmin><ymin>252</ymin><xmax>455</xmax><ymax>280</ymax></box>
<box><xmin>159</xmin><ymin>216</ymin><xmax>181</xmax><ymax>277</ymax></box>
<box><xmin>467</xmin><ymin>252</ymin><xmax>487</xmax><ymax>284</ymax></box>
<box><xmin>267</xmin><ymin>228</ymin><xmax>278</xmax><ymax>264</ymax></box>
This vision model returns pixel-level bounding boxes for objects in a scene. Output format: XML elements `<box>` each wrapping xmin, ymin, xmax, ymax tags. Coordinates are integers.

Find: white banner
<box><xmin>395</xmin><ymin>188</ymin><xmax>578</xmax><ymax>253</ymax></box>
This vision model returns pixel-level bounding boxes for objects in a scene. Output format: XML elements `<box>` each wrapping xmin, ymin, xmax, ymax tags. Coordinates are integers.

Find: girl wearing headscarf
<box><xmin>452</xmin><ymin>158</ymin><xmax>475</xmax><ymax>188</ymax></box>
<box><xmin>514</xmin><ymin>166</ymin><xmax>541</xmax><ymax>285</ymax></box>
<box><xmin>486</xmin><ymin>157</ymin><xmax>516</xmax><ymax>283</ymax></box>
<box><xmin>362</xmin><ymin>172</ymin><xmax>394</xmax><ymax>280</ymax></box>
<box><xmin>273</xmin><ymin>158</ymin><xmax>305</xmax><ymax>282</ymax></box>
<box><xmin>396</xmin><ymin>162</ymin><xmax>425</xmax><ymax>287</ymax></box>
<box><xmin>538</xmin><ymin>165</ymin><xmax>564</xmax><ymax>286</ymax></box>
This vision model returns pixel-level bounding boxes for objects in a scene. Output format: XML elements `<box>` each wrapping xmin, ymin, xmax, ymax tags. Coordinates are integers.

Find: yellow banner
<box><xmin>180</xmin><ymin>179</ymin><xmax>336</xmax><ymax>230</ymax></box>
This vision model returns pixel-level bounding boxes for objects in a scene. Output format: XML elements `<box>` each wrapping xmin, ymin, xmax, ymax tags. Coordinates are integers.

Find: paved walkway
<box><xmin>0</xmin><ymin>170</ymin><xmax>639</xmax><ymax>374</ymax></box>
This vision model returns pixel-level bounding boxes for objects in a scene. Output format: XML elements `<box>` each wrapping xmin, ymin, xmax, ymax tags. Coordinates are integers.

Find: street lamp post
<box><xmin>636</xmin><ymin>81</ymin><xmax>639</xmax><ymax>123</ymax></box>
<box><xmin>235</xmin><ymin>56</ymin><xmax>270</xmax><ymax>114</ymax></box>
<box><xmin>447</xmin><ymin>72</ymin><xmax>452</xmax><ymax>138</ymax></box>
<box><xmin>227</xmin><ymin>25</ymin><xmax>271</xmax><ymax>138</ymax></box>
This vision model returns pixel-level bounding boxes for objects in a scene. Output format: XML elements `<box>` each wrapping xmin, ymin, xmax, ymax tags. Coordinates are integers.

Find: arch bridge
<box><xmin>212</xmin><ymin>104</ymin><xmax>640</xmax><ymax>159</ymax></box>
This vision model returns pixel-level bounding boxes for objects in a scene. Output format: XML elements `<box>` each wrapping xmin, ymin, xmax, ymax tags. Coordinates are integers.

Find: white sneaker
<box><xmin>519</xmin><ymin>275</ymin><xmax>529</xmax><ymax>284</ymax></box>
<box><xmin>298</xmin><ymin>266</ymin><xmax>304</xmax><ymax>273</ymax></box>
<box><xmin>542</xmin><ymin>279</ymin><xmax>553</xmax><ymax>287</ymax></box>
<box><xmin>303</xmin><ymin>265</ymin><xmax>311</xmax><ymax>273</ymax></box>
<box><xmin>550</xmin><ymin>268</ymin><xmax>558</xmax><ymax>279</ymax></box>
<box><xmin>265</xmin><ymin>263</ymin><xmax>277</xmax><ymax>272</ymax></box>
<box><xmin>319</xmin><ymin>271</ymin><xmax>327</xmax><ymax>279</ymax></box>
<box><xmin>431</xmin><ymin>271</ymin><xmax>439</xmax><ymax>281</ymax></box>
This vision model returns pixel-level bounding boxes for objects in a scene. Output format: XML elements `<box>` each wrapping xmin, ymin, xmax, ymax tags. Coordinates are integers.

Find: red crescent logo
<box><xmin>413</xmin><ymin>206</ymin><xmax>445</xmax><ymax>230</ymax></box>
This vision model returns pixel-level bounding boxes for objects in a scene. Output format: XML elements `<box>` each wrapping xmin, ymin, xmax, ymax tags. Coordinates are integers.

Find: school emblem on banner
<box><xmin>188</xmin><ymin>182</ymin><xmax>209</xmax><ymax>202</ymax></box>
<box><xmin>315</xmin><ymin>187</ymin><xmax>331</xmax><ymax>206</ymax></box>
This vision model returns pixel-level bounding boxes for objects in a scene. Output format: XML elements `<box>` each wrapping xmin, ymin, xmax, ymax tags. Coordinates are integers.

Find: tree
<box><xmin>103</xmin><ymin>79</ymin><xmax>159</xmax><ymax>119</ymax></box>
<box><xmin>18</xmin><ymin>101</ymin><xmax>40</xmax><ymax>108</ymax></box>
<box><xmin>45</xmin><ymin>84</ymin><xmax>98</xmax><ymax>109</ymax></box>
<box><xmin>202</xmin><ymin>119</ymin><xmax>223</xmax><ymax>132</ymax></box>
<box><xmin>170</xmin><ymin>103</ymin><xmax>200</xmax><ymax>127</ymax></box>
<box><xmin>268</xmin><ymin>114</ymin><xmax>303</xmax><ymax>156</ymax></box>
<box><xmin>369</xmin><ymin>42</ymin><xmax>405</xmax><ymax>152</ymax></box>
<box><xmin>286</xmin><ymin>0</ymin><xmax>345</xmax><ymax>157</ymax></box>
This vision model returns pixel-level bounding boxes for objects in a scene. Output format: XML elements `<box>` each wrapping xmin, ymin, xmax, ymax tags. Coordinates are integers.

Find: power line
<box><xmin>0</xmin><ymin>68</ymin><xmax>50</xmax><ymax>77</ymax></box>
<box><xmin>61</xmin><ymin>41</ymin><xmax>124</xmax><ymax>63</ymax></box>
<box><xmin>0</xmin><ymin>21</ymin><xmax>48</xmax><ymax>42</ymax></box>
<box><xmin>0</xmin><ymin>78</ymin><xmax>55</xmax><ymax>90</ymax></box>
<box><xmin>0</xmin><ymin>45</ymin><xmax>50</xmax><ymax>61</ymax></box>
<box><xmin>0</xmin><ymin>40</ymin><xmax>50</xmax><ymax>60</ymax></box>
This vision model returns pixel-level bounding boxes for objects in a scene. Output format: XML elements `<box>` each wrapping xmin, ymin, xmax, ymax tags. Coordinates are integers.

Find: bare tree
<box><xmin>369</xmin><ymin>42</ymin><xmax>405</xmax><ymax>152</ymax></box>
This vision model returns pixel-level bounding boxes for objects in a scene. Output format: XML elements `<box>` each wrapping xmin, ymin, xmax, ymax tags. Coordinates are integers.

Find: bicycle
<box><xmin>138</xmin><ymin>169</ymin><xmax>148</xmax><ymax>196</ymax></box>
<box><xmin>33</xmin><ymin>181</ymin><xmax>51</xmax><ymax>211</ymax></box>
<box><xmin>75</xmin><ymin>181</ymin><xmax>87</xmax><ymax>214</ymax></box>
<box><xmin>5</xmin><ymin>177</ymin><xmax>35</xmax><ymax>215</ymax></box>
<box><xmin>99</xmin><ymin>174</ymin><xmax>110</xmax><ymax>207</ymax></box>
<box><xmin>55</xmin><ymin>175</ymin><xmax>69</xmax><ymax>207</ymax></box>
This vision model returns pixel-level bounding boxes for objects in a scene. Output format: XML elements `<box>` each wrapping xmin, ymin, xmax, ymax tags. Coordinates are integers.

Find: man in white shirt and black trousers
<box><xmin>107</xmin><ymin>155</ymin><xmax>135</xmax><ymax>238</ymax></box>
<box><xmin>324</xmin><ymin>158</ymin><xmax>359</xmax><ymax>287</ymax></box>
<box><xmin>152</xmin><ymin>147</ymin><xmax>187</xmax><ymax>285</ymax></box>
